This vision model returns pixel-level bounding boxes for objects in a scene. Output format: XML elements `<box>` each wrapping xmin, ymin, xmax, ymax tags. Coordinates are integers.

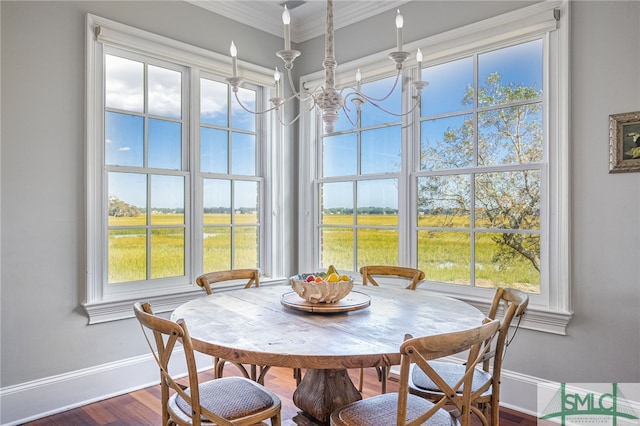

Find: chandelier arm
<box><xmin>352</xmin><ymin>70</ymin><xmax>402</xmax><ymax>103</ymax></box>
<box><xmin>233</xmin><ymin>91</ymin><xmax>305</xmax><ymax>117</ymax></box>
<box><xmin>342</xmin><ymin>91</ymin><xmax>362</xmax><ymax>105</ymax></box>
<box><xmin>363</xmin><ymin>95</ymin><xmax>421</xmax><ymax>117</ymax></box>
<box><xmin>274</xmin><ymin>108</ymin><xmax>303</xmax><ymax>127</ymax></box>
<box><xmin>340</xmin><ymin>104</ymin><xmax>359</xmax><ymax>128</ymax></box>
<box><xmin>233</xmin><ymin>91</ymin><xmax>282</xmax><ymax>115</ymax></box>
<box><xmin>285</xmin><ymin>68</ymin><xmax>315</xmax><ymax>102</ymax></box>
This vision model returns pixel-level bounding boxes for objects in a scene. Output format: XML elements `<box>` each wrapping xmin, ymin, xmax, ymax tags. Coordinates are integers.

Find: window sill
<box><xmin>84</xmin><ymin>278</ymin><xmax>572</xmax><ymax>334</ymax></box>
<box><xmin>83</xmin><ymin>278</ymin><xmax>289</xmax><ymax>324</ymax></box>
<box><xmin>453</xmin><ymin>293</ymin><xmax>572</xmax><ymax>335</ymax></box>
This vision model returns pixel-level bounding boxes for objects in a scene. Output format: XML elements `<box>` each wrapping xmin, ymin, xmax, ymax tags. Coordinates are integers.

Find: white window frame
<box><xmin>298</xmin><ymin>1</ymin><xmax>571</xmax><ymax>334</ymax></box>
<box><xmin>84</xmin><ymin>14</ymin><xmax>285</xmax><ymax>323</ymax></box>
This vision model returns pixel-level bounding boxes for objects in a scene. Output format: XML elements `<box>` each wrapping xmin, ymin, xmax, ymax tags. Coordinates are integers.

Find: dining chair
<box><xmin>359</xmin><ymin>265</ymin><xmax>425</xmax><ymax>290</ymax></box>
<box><xmin>408</xmin><ymin>287</ymin><xmax>529</xmax><ymax>426</ymax></box>
<box><xmin>357</xmin><ymin>265</ymin><xmax>426</xmax><ymax>393</ymax></box>
<box><xmin>195</xmin><ymin>269</ymin><xmax>272</xmax><ymax>384</ymax></box>
<box><xmin>133</xmin><ymin>301</ymin><xmax>282</xmax><ymax>426</ymax></box>
<box><xmin>330</xmin><ymin>319</ymin><xmax>501</xmax><ymax>426</ymax></box>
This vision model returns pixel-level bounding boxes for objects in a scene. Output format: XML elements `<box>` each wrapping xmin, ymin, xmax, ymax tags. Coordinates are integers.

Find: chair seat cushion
<box><xmin>171</xmin><ymin>376</ymin><xmax>276</xmax><ymax>422</ymax></box>
<box><xmin>410</xmin><ymin>361</ymin><xmax>492</xmax><ymax>395</ymax></box>
<box><xmin>331</xmin><ymin>393</ymin><xmax>458</xmax><ymax>426</ymax></box>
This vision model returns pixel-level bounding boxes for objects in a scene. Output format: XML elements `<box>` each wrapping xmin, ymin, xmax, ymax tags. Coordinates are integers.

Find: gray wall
<box><xmin>1</xmin><ymin>0</ymin><xmax>639</xmax><ymax>421</ymax></box>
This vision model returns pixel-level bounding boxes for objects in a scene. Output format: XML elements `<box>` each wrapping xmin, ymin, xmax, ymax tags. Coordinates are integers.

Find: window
<box><xmin>105</xmin><ymin>53</ymin><xmax>189</xmax><ymax>285</ymax></box>
<box><xmin>417</xmin><ymin>40</ymin><xmax>543</xmax><ymax>293</ymax></box>
<box><xmin>318</xmin><ymin>75</ymin><xmax>403</xmax><ymax>270</ymax></box>
<box><xmin>299</xmin><ymin>2</ymin><xmax>570</xmax><ymax>333</ymax></box>
<box><xmin>85</xmin><ymin>15</ymin><xmax>280</xmax><ymax>323</ymax></box>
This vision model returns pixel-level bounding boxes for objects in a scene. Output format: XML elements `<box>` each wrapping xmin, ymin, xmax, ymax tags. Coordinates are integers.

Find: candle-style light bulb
<box><xmin>416</xmin><ymin>48</ymin><xmax>423</xmax><ymax>75</ymax></box>
<box><xmin>282</xmin><ymin>6</ymin><xmax>291</xmax><ymax>51</ymax></box>
<box><xmin>355</xmin><ymin>68</ymin><xmax>362</xmax><ymax>91</ymax></box>
<box><xmin>230</xmin><ymin>41</ymin><xmax>238</xmax><ymax>77</ymax></box>
<box><xmin>274</xmin><ymin>66</ymin><xmax>281</xmax><ymax>93</ymax></box>
<box><xmin>395</xmin><ymin>9</ymin><xmax>404</xmax><ymax>52</ymax></box>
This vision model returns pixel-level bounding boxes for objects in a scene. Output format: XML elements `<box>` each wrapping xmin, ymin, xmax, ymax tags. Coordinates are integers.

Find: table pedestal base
<box><xmin>292</xmin><ymin>369</ymin><xmax>362</xmax><ymax>425</ymax></box>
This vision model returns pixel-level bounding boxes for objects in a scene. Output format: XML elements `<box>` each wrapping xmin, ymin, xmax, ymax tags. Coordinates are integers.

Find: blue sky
<box><xmin>321</xmin><ymin>39</ymin><xmax>543</xmax><ymax>210</ymax></box>
<box><xmin>105</xmin><ymin>38</ymin><xmax>542</xmax><ymax>211</ymax></box>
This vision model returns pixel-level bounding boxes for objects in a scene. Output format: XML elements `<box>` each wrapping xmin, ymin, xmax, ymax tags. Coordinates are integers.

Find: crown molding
<box><xmin>185</xmin><ymin>1</ymin><xmax>410</xmax><ymax>43</ymax></box>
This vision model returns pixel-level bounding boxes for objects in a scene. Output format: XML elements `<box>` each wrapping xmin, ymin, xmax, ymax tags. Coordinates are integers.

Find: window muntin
<box><xmin>199</xmin><ymin>75</ymin><xmax>261</xmax><ymax>271</ymax></box>
<box><xmin>100</xmin><ymin>48</ymin><xmax>264</xmax><ymax>293</ymax></box>
<box><xmin>300</xmin><ymin>3</ymin><xmax>568</xmax><ymax>332</ymax></box>
<box><xmin>104</xmin><ymin>52</ymin><xmax>188</xmax><ymax>287</ymax></box>
<box><xmin>417</xmin><ymin>40</ymin><xmax>543</xmax><ymax>294</ymax></box>
<box><xmin>318</xmin><ymin>75</ymin><xmax>402</xmax><ymax>272</ymax></box>
<box><xmin>315</xmin><ymin>39</ymin><xmax>545</xmax><ymax>293</ymax></box>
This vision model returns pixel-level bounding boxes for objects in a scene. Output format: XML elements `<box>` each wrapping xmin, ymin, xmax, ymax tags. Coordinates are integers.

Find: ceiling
<box><xmin>186</xmin><ymin>0</ymin><xmax>411</xmax><ymax>43</ymax></box>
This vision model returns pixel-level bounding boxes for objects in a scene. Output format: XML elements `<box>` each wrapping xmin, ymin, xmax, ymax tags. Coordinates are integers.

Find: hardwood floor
<box><xmin>21</xmin><ymin>365</ymin><xmax>537</xmax><ymax>425</ymax></box>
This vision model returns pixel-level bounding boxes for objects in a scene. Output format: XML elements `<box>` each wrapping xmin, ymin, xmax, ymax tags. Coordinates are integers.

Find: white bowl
<box><xmin>289</xmin><ymin>274</ymin><xmax>354</xmax><ymax>303</ymax></box>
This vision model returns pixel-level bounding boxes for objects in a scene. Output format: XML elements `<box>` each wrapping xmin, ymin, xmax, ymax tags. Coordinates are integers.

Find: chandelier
<box><xmin>226</xmin><ymin>0</ymin><xmax>428</xmax><ymax>134</ymax></box>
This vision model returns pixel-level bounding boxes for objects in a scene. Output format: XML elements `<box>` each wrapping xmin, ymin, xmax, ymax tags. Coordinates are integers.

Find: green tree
<box><xmin>419</xmin><ymin>72</ymin><xmax>542</xmax><ymax>272</ymax></box>
<box><xmin>108</xmin><ymin>195</ymin><xmax>141</xmax><ymax>217</ymax></box>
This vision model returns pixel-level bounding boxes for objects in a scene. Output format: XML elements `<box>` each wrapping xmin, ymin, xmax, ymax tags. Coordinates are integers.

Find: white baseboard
<box><xmin>1</xmin><ymin>354</ymin><xmax>544</xmax><ymax>425</ymax></box>
<box><xmin>0</xmin><ymin>350</ymin><xmax>211</xmax><ymax>426</ymax></box>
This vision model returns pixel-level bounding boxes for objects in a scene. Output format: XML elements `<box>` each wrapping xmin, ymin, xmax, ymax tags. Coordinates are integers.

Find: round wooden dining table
<box><xmin>171</xmin><ymin>283</ymin><xmax>486</xmax><ymax>425</ymax></box>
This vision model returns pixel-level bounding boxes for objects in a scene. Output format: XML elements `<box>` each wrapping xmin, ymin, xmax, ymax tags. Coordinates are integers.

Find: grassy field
<box><xmin>108</xmin><ymin>213</ymin><xmax>539</xmax><ymax>292</ymax></box>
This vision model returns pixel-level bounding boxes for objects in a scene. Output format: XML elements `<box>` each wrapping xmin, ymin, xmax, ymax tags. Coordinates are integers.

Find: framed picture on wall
<box><xmin>609</xmin><ymin>111</ymin><xmax>640</xmax><ymax>173</ymax></box>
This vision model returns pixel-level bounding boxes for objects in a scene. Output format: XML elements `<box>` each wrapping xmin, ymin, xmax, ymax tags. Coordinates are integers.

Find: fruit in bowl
<box><xmin>290</xmin><ymin>265</ymin><xmax>354</xmax><ymax>303</ymax></box>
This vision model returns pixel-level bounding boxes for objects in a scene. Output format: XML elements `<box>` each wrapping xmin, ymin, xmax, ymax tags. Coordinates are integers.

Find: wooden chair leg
<box><xmin>213</xmin><ymin>356</ymin><xmax>221</xmax><ymax>379</ymax></box>
<box><xmin>380</xmin><ymin>366</ymin><xmax>388</xmax><ymax>394</ymax></box>
<box><xmin>215</xmin><ymin>358</ymin><xmax>226</xmax><ymax>379</ymax></box>
<box><xmin>358</xmin><ymin>368</ymin><xmax>364</xmax><ymax>392</ymax></box>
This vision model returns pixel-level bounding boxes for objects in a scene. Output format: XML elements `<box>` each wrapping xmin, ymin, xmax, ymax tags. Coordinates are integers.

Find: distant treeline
<box><xmin>323</xmin><ymin>207</ymin><xmax>398</xmax><ymax>215</ymax></box>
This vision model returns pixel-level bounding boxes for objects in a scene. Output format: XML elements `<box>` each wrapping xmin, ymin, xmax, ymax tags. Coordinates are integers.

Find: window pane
<box><xmin>475</xmin><ymin>170</ymin><xmax>540</xmax><ymax>230</ymax></box>
<box><xmin>232</xmin><ymin>132</ymin><xmax>256</xmax><ymax>175</ymax></box>
<box><xmin>421</xmin><ymin>57</ymin><xmax>473</xmax><ymax>117</ymax></box>
<box><xmin>201</xmin><ymin>128</ymin><xmax>228</xmax><ymax>174</ymax></box>
<box><xmin>203</xmin><ymin>227</ymin><xmax>231</xmax><ymax>271</ymax></box>
<box><xmin>148</xmin><ymin>65</ymin><xmax>182</xmax><ymax>119</ymax></box>
<box><xmin>151</xmin><ymin>228</ymin><xmax>185</xmax><ymax>278</ymax></box>
<box><xmin>201</xmin><ymin>78</ymin><xmax>228</xmax><ymax>127</ymax></box>
<box><xmin>323</xmin><ymin>133</ymin><xmax>357</xmax><ymax>177</ymax></box>
<box><xmin>478</xmin><ymin>39</ymin><xmax>543</xmax><ymax>108</ymax></box>
<box><xmin>105</xmin><ymin>55</ymin><xmax>143</xmax><ymax>113</ymax></box>
<box><xmin>321</xmin><ymin>182</ymin><xmax>353</xmax><ymax>224</ymax></box>
<box><xmin>105</xmin><ymin>112</ymin><xmax>144</xmax><ymax>167</ymax></box>
<box><xmin>151</xmin><ymin>175</ymin><xmax>184</xmax><ymax>225</ymax></box>
<box><xmin>475</xmin><ymin>232</ymin><xmax>540</xmax><ymax>292</ymax></box>
<box><xmin>417</xmin><ymin>175</ymin><xmax>470</xmax><ymax>228</ymax></box>
<box><xmin>361</xmin><ymin>126</ymin><xmax>401</xmax><ymax>174</ymax></box>
<box><xmin>234</xmin><ymin>180</ymin><xmax>259</xmax><ymax>223</ymax></box>
<box><xmin>204</xmin><ymin>179</ymin><xmax>230</xmax><ymax>224</ymax></box>
<box><xmin>321</xmin><ymin>227</ymin><xmax>354</xmax><ymax>271</ymax></box>
<box><xmin>232</xmin><ymin>86</ymin><xmax>256</xmax><ymax>131</ymax></box>
<box><xmin>234</xmin><ymin>226</ymin><xmax>258</xmax><ymax>269</ymax></box>
<box><xmin>357</xmin><ymin>179</ymin><xmax>398</xmax><ymax>225</ymax></box>
<box><xmin>108</xmin><ymin>172</ymin><xmax>146</xmax><ymax>226</ymax></box>
<box><xmin>478</xmin><ymin>104</ymin><xmax>543</xmax><ymax>166</ymax></box>
<box><xmin>357</xmin><ymin>229</ymin><xmax>398</xmax><ymax>268</ymax></box>
<box><xmin>417</xmin><ymin>230</ymin><xmax>470</xmax><ymax>285</ymax></box>
<box><xmin>149</xmin><ymin>118</ymin><xmax>182</xmax><ymax>170</ymax></box>
<box><xmin>108</xmin><ymin>228</ymin><xmax>146</xmax><ymax>283</ymax></box>
<box><xmin>421</xmin><ymin>114</ymin><xmax>474</xmax><ymax>170</ymax></box>
<box><xmin>361</xmin><ymin>75</ymin><xmax>401</xmax><ymax>127</ymax></box>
